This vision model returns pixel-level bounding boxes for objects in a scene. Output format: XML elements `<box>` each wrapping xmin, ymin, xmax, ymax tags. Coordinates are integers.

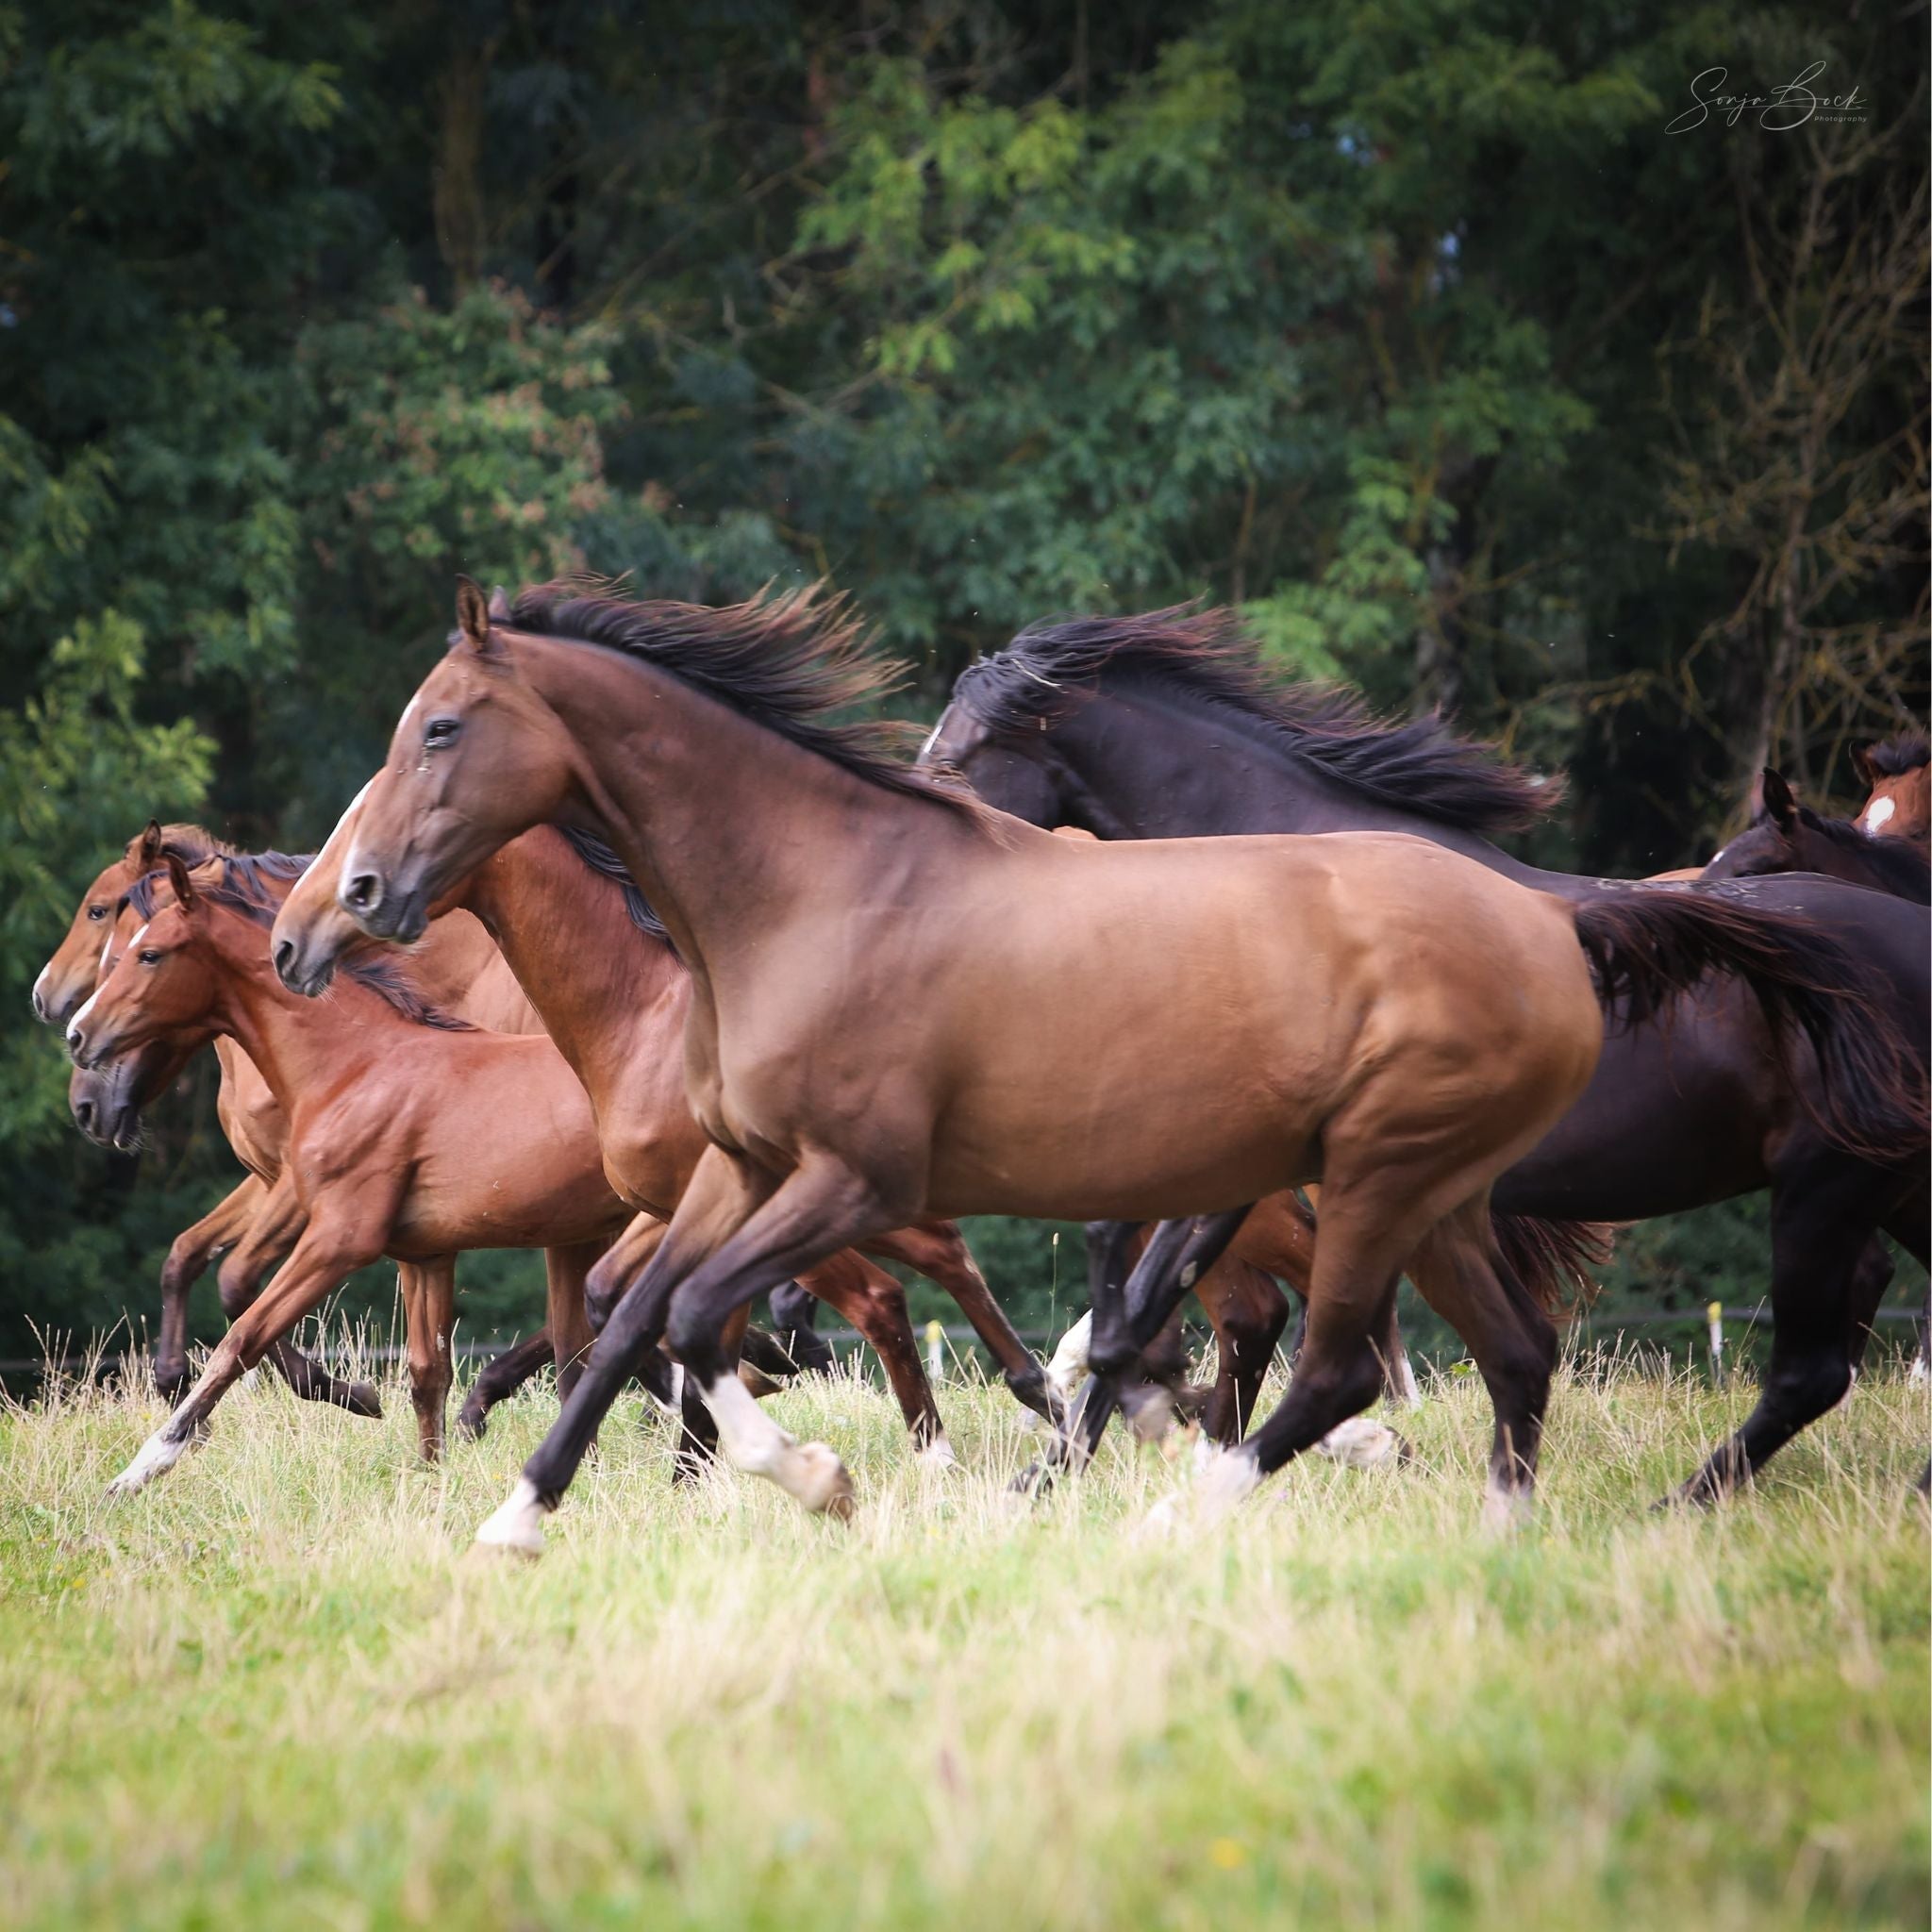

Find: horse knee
<box><xmin>215</xmin><ymin>1255</ymin><xmax>259</xmax><ymax>1322</ymax></box>
<box><xmin>584</xmin><ymin>1252</ymin><xmax>629</xmax><ymax>1334</ymax></box>
<box><xmin>1765</xmin><ymin>1348</ymin><xmax>1853</xmax><ymax>1425</ymax></box>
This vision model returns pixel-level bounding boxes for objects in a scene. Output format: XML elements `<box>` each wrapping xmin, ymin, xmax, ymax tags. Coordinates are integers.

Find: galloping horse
<box><xmin>273</xmin><ymin>807</ymin><xmax>1063</xmax><ymax>1463</ymax></box>
<box><xmin>40</xmin><ymin>823</ymin><xmax>550</xmax><ymax>1417</ymax></box>
<box><xmin>1853</xmin><ymin>735</ymin><xmax>1929</xmax><ymax>843</ymax></box>
<box><xmin>924</xmin><ymin>610</ymin><xmax>1930</xmax><ymax>1499</ymax></box>
<box><xmin>331</xmin><ymin>581</ymin><xmax>1913</xmax><ymax>1549</ymax></box>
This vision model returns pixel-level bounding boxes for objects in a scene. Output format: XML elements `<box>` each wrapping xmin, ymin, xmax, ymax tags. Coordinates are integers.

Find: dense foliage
<box><xmin>1</xmin><ymin>1</ymin><xmax>1924</xmax><ymax>1358</ymax></box>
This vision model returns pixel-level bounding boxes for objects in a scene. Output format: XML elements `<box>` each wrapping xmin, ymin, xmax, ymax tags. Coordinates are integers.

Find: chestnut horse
<box><xmin>333</xmin><ymin>581</ymin><xmax>1914</xmax><ymax>1549</ymax></box>
<box><xmin>1853</xmin><ymin>734</ymin><xmax>1929</xmax><ymax>843</ymax></box>
<box><xmin>42</xmin><ymin>824</ymin><xmax>584</xmax><ymax>1427</ymax></box>
<box><xmin>924</xmin><ymin>610</ymin><xmax>1930</xmax><ymax>1499</ymax></box>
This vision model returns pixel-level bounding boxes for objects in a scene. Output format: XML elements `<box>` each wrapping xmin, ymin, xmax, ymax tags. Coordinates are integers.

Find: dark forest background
<box><xmin>2</xmin><ymin>1</ymin><xmax>1925</xmax><ymax>1365</ymax></box>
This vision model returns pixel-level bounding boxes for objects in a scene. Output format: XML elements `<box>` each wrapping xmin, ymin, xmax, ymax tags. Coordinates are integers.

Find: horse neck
<box><xmin>458</xmin><ymin>828</ymin><xmax>685</xmax><ymax>1093</ymax></box>
<box><xmin>198</xmin><ymin>909</ymin><xmax>391</xmax><ymax>1108</ymax></box>
<box><xmin>1060</xmin><ymin>689</ymin><xmax>1573</xmax><ymax>892</ymax></box>
<box><xmin>523</xmin><ymin>635</ymin><xmax>969</xmax><ymax>985</ymax></box>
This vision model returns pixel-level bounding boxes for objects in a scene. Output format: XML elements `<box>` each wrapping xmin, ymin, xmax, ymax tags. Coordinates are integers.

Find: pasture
<box><xmin>3</xmin><ymin>1346</ymin><xmax>1924</xmax><ymax>1931</ymax></box>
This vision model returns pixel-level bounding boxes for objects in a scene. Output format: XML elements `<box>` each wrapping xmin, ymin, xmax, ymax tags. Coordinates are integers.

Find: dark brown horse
<box><xmin>924</xmin><ymin>611</ymin><xmax>1930</xmax><ymax>1500</ymax></box>
<box><xmin>1707</xmin><ymin>769</ymin><xmax>1930</xmax><ymax>904</ymax></box>
<box><xmin>330</xmin><ymin>581</ymin><xmax>1915</xmax><ymax>1550</ymax></box>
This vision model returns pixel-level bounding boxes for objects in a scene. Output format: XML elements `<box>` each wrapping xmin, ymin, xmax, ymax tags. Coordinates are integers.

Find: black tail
<box><xmin>1573</xmin><ymin>888</ymin><xmax>1929</xmax><ymax>1167</ymax></box>
<box><xmin>1491</xmin><ymin>1212</ymin><xmax>1615</xmax><ymax>1314</ymax></box>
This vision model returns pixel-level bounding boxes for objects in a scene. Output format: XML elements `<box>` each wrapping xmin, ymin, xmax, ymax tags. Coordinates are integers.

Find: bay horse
<box><xmin>277</xmin><ymin>805</ymin><xmax>1339</xmax><ymax>1450</ymax></box>
<box><xmin>924</xmin><ymin>609</ymin><xmax>1930</xmax><ymax>1499</ymax></box>
<box><xmin>273</xmin><ymin>802</ymin><xmax>1069</xmax><ymax>1457</ymax></box>
<box><xmin>1852</xmin><ymin>734</ymin><xmax>1929</xmax><ymax>843</ymax></box>
<box><xmin>331</xmin><ymin>580</ymin><xmax>1915</xmax><ymax>1548</ymax></box>
<box><xmin>43</xmin><ymin>824</ymin><xmax>578</xmax><ymax>1427</ymax></box>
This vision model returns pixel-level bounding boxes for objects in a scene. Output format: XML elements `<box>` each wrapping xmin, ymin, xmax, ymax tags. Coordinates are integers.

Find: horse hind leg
<box><xmin>794</xmin><ymin>1250</ymin><xmax>951</xmax><ymax>1463</ymax></box>
<box><xmin>1672</xmin><ymin>1168</ymin><xmax>1888</xmax><ymax>1506</ymax></box>
<box><xmin>400</xmin><ymin>1257</ymin><xmax>458</xmax><ymax>1462</ymax></box>
<box><xmin>1191</xmin><ymin>1254</ymin><xmax>1291</xmax><ymax>1444</ymax></box>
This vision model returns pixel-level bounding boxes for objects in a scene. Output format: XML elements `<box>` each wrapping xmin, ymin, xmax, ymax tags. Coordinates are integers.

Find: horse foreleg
<box><xmin>486</xmin><ymin>1146</ymin><xmax>766</xmax><ymax>1552</ymax></box>
<box><xmin>864</xmin><ymin>1220</ymin><xmax>1061</xmax><ymax>1427</ymax></box>
<box><xmin>457</xmin><ymin>1327</ymin><xmax>554</xmax><ymax>1440</ymax></box>
<box><xmin>797</xmin><ymin>1250</ymin><xmax>949</xmax><ymax>1460</ymax></box>
<box><xmin>211</xmin><ymin>1175</ymin><xmax>380</xmax><ymax>1418</ymax></box>
<box><xmin>108</xmin><ymin>1207</ymin><xmax>387</xmax><ymax>1496</ymax></box>
<box><xmin>155</xmin><ymin>1174</ymin><xmax>266</xmax><ymax>1401</ymax></box>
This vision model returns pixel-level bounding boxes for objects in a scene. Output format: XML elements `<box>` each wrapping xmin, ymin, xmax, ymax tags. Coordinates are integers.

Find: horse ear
<box><xmin>1761</xmin><ymin>768</ymin><xmax>1797</xmax><ymax>831</ymax></box>
<box><xmin>164</xmin><ymin>852</ymin><xmax>196</xmax><ymax>910</ymax></box>
<box><xmin>488</xmin><ymin>585</ymin><xmax>513</xmax><ymax>622</ymax></box>
<box><xmin>137</xmin><ymin>819</ymin><xmax>164</xmax><ymax>868</ymax></box>
<box><xmin>455</xmin><ymin>575</ymin><xmax>497</xmax><ymax>655</ymax></box>
<box><xmin>1851</xmin><ymin>744</ymin><xmax>1876</xmax><ymax>790</ymax></box>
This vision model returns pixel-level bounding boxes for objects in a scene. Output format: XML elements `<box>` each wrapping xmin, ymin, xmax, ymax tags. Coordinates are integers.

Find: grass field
<box><xmin>1</xmin><ymin>1345</ymin><xmax>1925</xmax><ymax>1930</ymax></box>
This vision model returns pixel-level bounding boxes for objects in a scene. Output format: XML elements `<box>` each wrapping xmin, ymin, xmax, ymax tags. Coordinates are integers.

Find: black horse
<box><xmin>925</xmin><ymin>610</ymin><xmax>1929</xmax><ymax>1502</ymax></box>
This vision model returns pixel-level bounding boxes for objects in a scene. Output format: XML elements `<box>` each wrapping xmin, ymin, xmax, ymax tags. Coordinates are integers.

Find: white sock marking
<box><xmin>474</xmin><ymin>1477</ymin><xmax>547</xmax><ymax>1556</ymax></box>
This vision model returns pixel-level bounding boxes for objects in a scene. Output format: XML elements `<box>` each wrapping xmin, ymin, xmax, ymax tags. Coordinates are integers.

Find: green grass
<box><xmin>0</xmin><ymin>1347</ymin><xmax>1925</xmax><ymax>1930</ymax></box>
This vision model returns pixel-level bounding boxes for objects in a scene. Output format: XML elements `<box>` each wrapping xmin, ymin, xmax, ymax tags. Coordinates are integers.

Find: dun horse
<box><xmin>924</xmin><ymin>611</ymin><xmax>1929</xmax><ymax>1498</ymax></box>
<box><xmin>331</xmin><ymin>582</ymin><xmax>1914</xmax><ymax>1550</ymax></box>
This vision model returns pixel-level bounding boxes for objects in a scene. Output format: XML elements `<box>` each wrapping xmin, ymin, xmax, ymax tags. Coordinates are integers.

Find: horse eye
<box><xmin>139</xmin><ymin>949</ymin><xmax>161</xmax><ymax>967</ymax></box>
<box><xmin>424</xmin><ymin>717</ymin><xmax>460</xmax><ymax>747</ymax></box>
<box><xmin>87</xmin><ymin>905</ymin><xmax>107</xmax><ymax>921</ymax></box>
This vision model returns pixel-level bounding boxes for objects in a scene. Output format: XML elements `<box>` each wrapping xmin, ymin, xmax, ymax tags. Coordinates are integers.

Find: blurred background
<box><xmin>1</xmin><ymin>1</ymin><xmax>1925</xmax><ymax>1369</ymax></box>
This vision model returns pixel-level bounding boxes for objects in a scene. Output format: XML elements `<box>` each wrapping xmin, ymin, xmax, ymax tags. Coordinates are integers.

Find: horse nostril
<box><xmin>31</xmin><ymin>988</ymin><xmax>46</xmax><ymax>1022</ymax></box>
<box><xmin>65</xmin><ymin>1024</ymin><xmax>84</xmax><ymax>1059</ymax></box>
<box><xmin>342</xmin><ymin>870</ymin><xmax>382</xmax><ymax>914</ymax></box>
<box><xmin>272</xmin><ymin>938</ymin><xmax>296</xmax><ymax>983</ymax></box>
<box><xmin>74</xmin><ymin>1099</ymin><xmax>94</xmax><ymax>1135</ymax></box>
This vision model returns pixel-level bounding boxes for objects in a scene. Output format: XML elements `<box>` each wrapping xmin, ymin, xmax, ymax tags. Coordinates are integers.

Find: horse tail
<box><xmin>1491</xmin><ymin>1211</ymin><xmax>1615</xmax><ymax>1315</ymax></box>
<box><xmin>1571</xmin><ymin>889</ymin><xmax>1929</xmax><ymax>1167</ymax></box>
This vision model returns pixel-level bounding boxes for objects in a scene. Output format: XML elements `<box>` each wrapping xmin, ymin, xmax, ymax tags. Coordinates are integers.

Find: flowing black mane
<box><xmin>1863</xmin><ymin>733</ymin><xmax>1928</xmax><ymax>778</ymax></box>
<box><xmin>557</xmin><ymin>824</ymin><xmax>675</xmax><ymax>951</ymax></box>
<box><xmin>1792</xmin><ymin>805</ymin><xmax>1932</xmax><ymax>903</ymax></box>
<box><xmin>130</xmin><ymin>858</ymin><xmax>474</xmax><ymax>1031</ymax></box>
<box><xmin>950</xmin><ymin>608</ymin><xmax>1554</xmax><ymax>837</ymax></box>
<box><xmin>505</xmin><ymin>580</ymin><xmax>983</xmax><ymax>822</ymax></box>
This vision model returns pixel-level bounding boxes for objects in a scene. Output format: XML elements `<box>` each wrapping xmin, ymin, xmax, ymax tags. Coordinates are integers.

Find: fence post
<box><xmin>925</xmin><ymin>1319</ymin><xmax>945</xmax><ymax>1381</ymax></box>
<box><xmin>1707</xmin><ymin>1301</ymin><xmax>1724</xmax><ymax>1384</ymax></box>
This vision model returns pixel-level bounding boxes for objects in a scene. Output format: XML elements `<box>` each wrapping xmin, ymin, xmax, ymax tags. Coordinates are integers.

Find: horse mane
<box><xmin>128</xmin><ymin>858</ymin><xmax>475</xmax><ymax>1032</ymax></box>
<box><xmin>556</xmin><ymin>825</ymin><xmax>676</xmax><ymax>951</ymax></box>
<box><xmin>505</xmin><ymin>579</ymin><xmax>984</xmax><ymax>823</ymax></box>
<box><xmin>1863</xmin><ymin>732</ymin><xmax>1929</xmax><ymax>778</ymax></box>
<box><xmin>1794</xmin><ymin>804</ymin><xmax>1932</xmax><ymax>903</ymax></box>
<box><xmin>951</xmin><ymin>607</ymin><xmax>1555</xmax><ymax>837</ymax></box>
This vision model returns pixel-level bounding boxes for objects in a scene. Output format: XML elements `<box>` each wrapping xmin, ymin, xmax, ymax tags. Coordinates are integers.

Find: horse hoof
<box><xmin>1009</xmin><ymin>1460</ymin><xmax>1055</xmax><ymax>1499</ymax></box>
<box><xmin>455</xmin><ymin>1406</ymin><xmax>487</xmax><ymax>1442</ymax></box>
<box><xmin>916</xmin><ymin>1434</ymin><xmax>961</xmax><ymax>1474</ymax></box>
<box><xmin>1313</xmin><ymin>1416</ymin><xmax>1402</xmax><ymax>1470</ymax></box>
<box><xmin>343</xmin><ymin>1381</ymin><xmax>383</xmax><ymax>1419</ymax></box>
<box><xmin>105</xmin><ymin>1430</ymin><xmax>189</xmax><ymax>1498</ymax></box>
<box><xmin>1480</xmin><ymin>1479</ymin><xmax>1535</xmax><ymax>1536</ymax></box>
<box><xmin>1194</xmin><ymin>1443</ymin><xmax>1261</xmax><ymax>1520</ymax></box>
<box><xmin>791</xmin><ymin>1442</ymin><xmax>855</xmax><ymax>1519</ymax></box>
<box><xmin>474</xmin><ymin>1477</ymin><xmax>547</xmax><ymax>1557</ymax></box>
